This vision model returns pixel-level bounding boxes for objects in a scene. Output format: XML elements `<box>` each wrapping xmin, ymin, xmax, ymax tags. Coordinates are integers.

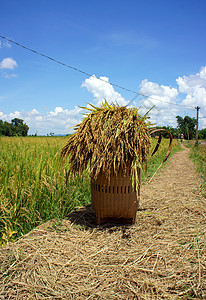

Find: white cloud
<box><xmin>0</xmin><ymin>40</ymin><xmax>11</xmax><ymax>48</ymax></box>
<box><xmin>4</xmin><ymin>73</ymin><xmax>17</xmax><ymax>79</ymax></box>
<box><xmin>0</xmin><ymin>57</ymin><xmax>17</xmax><ymax>70</ymax></box>
<box><xmin>177</xmin><ymin>66</ymin><xmax>206</xmax><ymax>108</ymax></box>
<box><xmin>176</xmin><ymin>66</ymin><xmax>206</xmax><ymax>128</ymax></box>
<box><xmin>0</xmin><ymin>77</ymin><xmax>130</xmax><ymax>134</ymax></box>
<box><xmin>0</xmin><ymin>106</ymin><xmax>83</xmax><ymax>135</ymax></box>
<box><xmin>82</xmin><ymin>75</ymin><xmax>128</xmax><ymax>106</ymax></box>
<box><xmin>82</xmin><ymin>74</ymin><xmax>206</xmax><ymax>129</ymax></box>
<box><xmin>49</xmin><ymin>107</ymin><xmax>64</xmax><ymax>115</ymax></box>
<box><xmin>1</xmin><ymin>67</ymin><xmax>206</xmax><ymax>135</ymax></box>
<box><xmin>81</xmin><ymin>75</ymin><xmax>180</xmax><ymax>128</ymax></box>
<box><xmin>140</xmin><ymin>80</ymin><xmax>178</xmax><ymax>103</ymax></box>
<box><xmin>138</xmin><ymin>79</ymin><xmax>179</xmax><ymax>127</ymax></box>
<box><xmin>3</xmin><ymin>40</ymin><xmax>12</xmax><ymax>48</ymax></box>
<box><xmin>9</xmin><ymin>111</ymin><xmax>22</xmax><ymax>119</ymax></box>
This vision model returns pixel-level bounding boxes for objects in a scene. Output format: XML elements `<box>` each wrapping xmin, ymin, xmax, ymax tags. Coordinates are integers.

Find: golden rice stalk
<box><xmin>60</xmin><ymin>101</ymin><xmax>151</xmax><ymax>185</ymax></box>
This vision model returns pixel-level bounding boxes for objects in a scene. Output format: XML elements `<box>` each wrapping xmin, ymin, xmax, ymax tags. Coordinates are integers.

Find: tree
<box><xmin>11</xmin><ymin>118</ymin><xmax>29</xmax><ymax>136</ymax></box>
<box><xmin>0</xmin><ymin>120</ymin><xmax>4</xmax><ymax>135</ymax></box>
<box><xmin>156</xmin><ymin>126</ymin><xmax>178</xmax><ymax>138</ymax></box>
<box><xmin>11</xmin><ymin>118</ymin><xmax>24</xmax><ymax>127</ymax></box>
<box><xmin>176</xmin><ymin>116</ymin><xmax>196</xmax><ymax>140</ymax></box>
<box><xmin>3</xmin><ymin>121</ymin><xmax>12</xmax><ymax>136</ymax></box>
<box><xmin>198</xmin><ymin>128</ymin><xmax>206</xmax><ymax>139</ymax></box>
<box><xmin>0</xmin><ymin>118</ymin><xmax>29</xmax><ymax>136</ymax></box>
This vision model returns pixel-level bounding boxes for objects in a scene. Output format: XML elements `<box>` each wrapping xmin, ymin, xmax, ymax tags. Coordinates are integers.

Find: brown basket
<box><xmin>91</xmin><ymin>168</ymin><xmax>141</xmax><ymax>225</ymax></box>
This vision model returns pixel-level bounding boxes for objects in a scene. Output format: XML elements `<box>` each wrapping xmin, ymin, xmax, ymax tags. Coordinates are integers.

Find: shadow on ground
<box><xmin>66</xmin><ymin>205</ymin><xmax>147</xmax><ymax>231</ymax></box>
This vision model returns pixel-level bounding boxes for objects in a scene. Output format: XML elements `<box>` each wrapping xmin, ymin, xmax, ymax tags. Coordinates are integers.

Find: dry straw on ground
<box><xmin>0</xmin><ymin>146</ymin><xmax>205</xmax><ymax>299</ymax></box>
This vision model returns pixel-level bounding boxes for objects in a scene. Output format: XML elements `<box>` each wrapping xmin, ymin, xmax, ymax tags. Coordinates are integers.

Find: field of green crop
<box><xmin>0</xmin><ymin>136</ymin><xmax>181</xmax><ymax>245</ymax></box>
<box><xmin>189</xmin><ymin>143</ymin><xmax>206</xmax><ymax>194</ymax></box>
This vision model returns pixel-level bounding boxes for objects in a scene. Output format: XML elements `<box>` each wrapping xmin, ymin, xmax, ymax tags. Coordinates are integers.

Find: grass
<box><xmin>0</xmin><ymin>136</ymin><xmax>90</xmax><ymax>245</ymax></box>
<box><xmin>188</xmin><ymin>142</ymin><xmax>206</xmax><ymax>195</ymax></box>
<box><xmin>0</xmin><ymin>136</ymin><xmax>181</xmax><ymax>245</ymax></box>
<box><xmin>142</xmin><ymin>137</ymin><xmax>182</xmax><ymax>181</ymax></box>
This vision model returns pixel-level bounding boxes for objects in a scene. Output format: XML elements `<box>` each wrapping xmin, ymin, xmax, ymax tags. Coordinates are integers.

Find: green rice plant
<box><xmin>0</xmin><ymin>134</ymin><xmax>181</xmax><ymax>245</ymax></box>
<box><xmin>0</xmin><ymin>136</ymin><xmax>91</xmax><ymax>243</ymax></box>
<box><xmin>142</xmin><ymin>138</ymin><xmax>181</xmax><ymax>181</ymax></box>
<box><xmin>0</xmin><ymin>226</ymin><xmax>17</xmax><ymax>246</ymax></box>
<box><xmin>189</xmin><ymin>144</ymin><xmax>206</xmax><ymax>194</ymax></box>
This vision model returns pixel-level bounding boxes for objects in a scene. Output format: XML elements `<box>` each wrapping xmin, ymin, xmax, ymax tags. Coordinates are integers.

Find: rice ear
<box><xmin>60</xmin><ymin>100</ymin><xmax>151</xmax><ymax>181</ymax></box>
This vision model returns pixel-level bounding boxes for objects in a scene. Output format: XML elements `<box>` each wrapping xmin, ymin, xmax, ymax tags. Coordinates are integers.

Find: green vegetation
<box><xmin>176</xmin><ymin>115</ymin><xmax>196</xmax><ymax>140</ymax></box>
<box><xmin>189</xmin><ymin>143</ymin><xmax>206</xmax><ymax>194</ymax></box>
<box><xmin>156</xmin><ymin>125</ymin><xmax>179</xmax><ymax>138</ymax></box>
<box><xmin>0</xmin><ymin>137</ymin><xmax>90</xmax><ymax>246</ymax></box>
<box><xmin>142</xmin><ymin>138</ymin><xmax>182</xmax><ymax>181</ymax></box>
<box><xmin>155</xmin><ymin>116</ymin><xmax>206</xmax><ymax>140</ymax></box>
<box><xmin>198</xmin><ymin>128</ymin><xmax>206</xmax><ymax>140</ymax></box>
<box><xmin>0</xmin><ymin>118</ymin><xmax>29</xmax><ymax>136</ymax></box>
<box><xmin>0</xmin><ymin>136</ymin><xmax>181</xmax><ymax>245</ymax></box>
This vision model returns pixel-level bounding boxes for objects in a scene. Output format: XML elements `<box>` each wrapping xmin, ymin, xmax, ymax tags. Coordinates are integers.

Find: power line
<box><xmin>0</xmin><ymin>35</ymin><xmax>195</xmax><ymax>110</ymax></box>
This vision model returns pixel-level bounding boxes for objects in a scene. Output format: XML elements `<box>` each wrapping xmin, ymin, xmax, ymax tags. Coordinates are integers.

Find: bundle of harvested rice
<box><xmin>61</xmin><ymin>101</ymin><xmax>151</xmax><ymax>185</ymax></box>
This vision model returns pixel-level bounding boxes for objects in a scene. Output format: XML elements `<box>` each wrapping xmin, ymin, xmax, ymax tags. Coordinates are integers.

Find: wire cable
<box><xmin>0</xmin><ymin>35</ymin><xmax>196</xmax><ymax>110</ymax></box>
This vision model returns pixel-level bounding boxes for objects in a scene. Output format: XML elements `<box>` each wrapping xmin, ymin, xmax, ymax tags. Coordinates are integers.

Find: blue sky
<box><xmin>0</xmin><ymin>0</ymin><xmax>206</xmax><ymax>135</ymax></box>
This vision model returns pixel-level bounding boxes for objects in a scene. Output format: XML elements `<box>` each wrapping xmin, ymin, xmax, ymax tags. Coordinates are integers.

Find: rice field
<box><xmin>189</xmin><ymin>142</ymin><xmax>206</xmax><ymax>195</ymax></box>
<box><xmin>0</xmin><ymin>136</ymin><xmax>181</xmax><ymax>245</ymax></box>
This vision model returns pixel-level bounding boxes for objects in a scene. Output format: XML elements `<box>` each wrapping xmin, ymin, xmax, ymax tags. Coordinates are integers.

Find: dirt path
<box><xmin>0</xmin><ymin>146</ymin><xmax>205</xmax><ymax>299</ymax></box>
<box><xmin>141</xmin><ymin>144</ymin><xmax>205</xmax><ymax>224</ymax></box>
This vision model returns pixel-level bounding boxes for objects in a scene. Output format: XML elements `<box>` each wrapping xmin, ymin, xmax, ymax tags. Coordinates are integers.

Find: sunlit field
<box><xmin>0</xmin><ymin>136</ymin><xmax>181</xmax><ymax>245</ymax></box>
<box><xmin>189</xmin><ymin>143</ymin><xmax>206</xmax><ymax>194</ymax></box>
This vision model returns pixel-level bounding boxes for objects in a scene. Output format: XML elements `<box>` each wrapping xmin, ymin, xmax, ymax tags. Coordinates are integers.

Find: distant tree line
<box><xmin>198</xmin><ymin>128</ymin><xmax>206</xmax><ymax>139</ymax></box>
<box><xmin>156</xmin><ymin>116</ymin><xmax>206</xmax><ymax>140</ymax></box>
<box><xmin>0</xmin><ymin>115</ymin><xmax>205</xmax><ymax>139</ymax></box>
<box><xmin>0</xmin><ymin>118</ymin><xmax>29</xmax><ymax>136</ymax></box>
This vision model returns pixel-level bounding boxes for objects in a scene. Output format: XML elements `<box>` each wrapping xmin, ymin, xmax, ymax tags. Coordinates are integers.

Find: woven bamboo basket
<box><xmin>91</xmin><ymin>168</ymin><xmax>141</xmax><ymax>225</ymax></box>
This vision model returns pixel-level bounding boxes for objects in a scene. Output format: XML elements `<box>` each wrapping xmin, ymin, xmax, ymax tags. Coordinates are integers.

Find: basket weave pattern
<box><xmin>91</xmin><ymin>168</ymin><xmax>141</xmax><ymax>225</ymax></box>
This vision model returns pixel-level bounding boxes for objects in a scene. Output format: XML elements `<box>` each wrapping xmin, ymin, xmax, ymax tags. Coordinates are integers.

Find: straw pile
<box><xmin>60</xmin><ymin>101</ymin><xmax>151</xmax><ymax>183</ymax></box>
<box><xmin>0</xmin><ymin>147</ymin><xmax>205</xmax><ymax>299</ymax></box>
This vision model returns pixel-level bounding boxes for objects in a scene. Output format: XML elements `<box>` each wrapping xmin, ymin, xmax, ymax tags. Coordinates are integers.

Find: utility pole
<box><xmin>195</xmin><ymin>106</ymin><xmax>200</xmax><ymax>141</ymax></box>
